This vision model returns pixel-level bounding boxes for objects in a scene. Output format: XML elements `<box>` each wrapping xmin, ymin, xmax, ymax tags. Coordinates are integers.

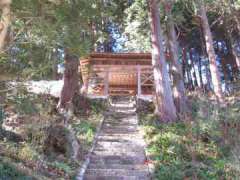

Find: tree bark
<box><xmin>148</xmin><ymin>0</ymin><xmax>177</xmax><ymax>122</ymax></box>
<box><xmin>165</xmin><ymin>1</ymin><xmax>187</xmax><ymax>114</ymax></box>
<box><xmin>228</xmin><ymin>1</ymin><xmax>240</xmax><ymax>71</ymax></box>
<box><xmin>228</xmin><ymin>0</ymin><xmax>240</xmax><ymax>37</ymax></box>
<box><xmin>198</xmin><ymin>0</ymin><xmax>224</xmax><ymax>102</ymax></box>
<box><xmin>57</xmin><ymin>53</ymin><xmax>79</xmax><ymax>109</ymax></box>
<box><xmin>0</xmin><ymin>0</ymin><xmax>11</xmax><ymax>53</ymax></box>
<box><xmin>228</xmin><ymin>33</ymin><xmax>240</xmax><ymax>73</ymax></box>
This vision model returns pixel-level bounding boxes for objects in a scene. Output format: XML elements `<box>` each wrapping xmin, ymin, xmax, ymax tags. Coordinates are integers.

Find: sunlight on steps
<box><xmin>77</xmin><ymin>97</ymin><xmax>151</xmax><ymax>180</ymax></box>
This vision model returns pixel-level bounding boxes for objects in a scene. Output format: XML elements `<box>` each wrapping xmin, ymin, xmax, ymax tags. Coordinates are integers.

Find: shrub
<box><xmin>0</xmin><ymin>159</ymin><xmax>32</xmax><ymax>180</ymax></box>
<box><xmin>139</xmin><ymin>94</ymin><xmax>240</xmax><ymax>179</ymax></box>
<box><xmin>18</xmin><ymin>144</ymin><xmax>38</xmax><ymax>162</ymax></box>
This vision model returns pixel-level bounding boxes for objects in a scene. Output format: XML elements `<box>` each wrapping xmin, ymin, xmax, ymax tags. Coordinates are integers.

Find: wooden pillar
<box><xmin>80</xmin><ymin>59</ymin><xmax>90</xmax><ymax>95</ymax></box>
<box><xmin>104</xmin><ymin>69</ymin><xmax>109</xmax><ymax>96</ymax></box>
<box><xmin>83</xmin><ymin>77</ymin><xmax>89</xmax><ymax>95</ymax></box>
<box><xmin>137</xmin><ymin>65</ymin><xmax>142</xmax><ymax>97</ymax></box>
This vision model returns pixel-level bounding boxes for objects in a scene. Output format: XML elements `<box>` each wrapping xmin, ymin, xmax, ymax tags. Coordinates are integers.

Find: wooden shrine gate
<box><xmin>80</xmin><ymin>53</ymin><xmax>154</xmax><ymax>97</ymax></box>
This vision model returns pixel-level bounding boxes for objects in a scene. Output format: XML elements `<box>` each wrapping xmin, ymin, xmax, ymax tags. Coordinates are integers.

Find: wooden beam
<box><xmin>91</xmin><ymin>58</ymin><xmax>151</xmax><ymax>62</ymax></box>
<box><xmin>92</xmin><ymin>65</ymin><xmax>152</xmax><ymax>72</ymax></box>
<box><xmin>137</xmin><ymin>65</ymin><xmax>142</xmax><ymax>96</ymax></box>
<box><xmin>90</xmin><ymin>53</ymin><xmax>152</xmax><ymax>59</ymax></box>
<box><xmin>104</xmin><ymin>69</ymin><xmax>109</xmax><ymax>96</ymax></box>
<box><xmin>141</xmin><ymin>74</ymin><xmax>154</xmax><ymax>85</ymax></box>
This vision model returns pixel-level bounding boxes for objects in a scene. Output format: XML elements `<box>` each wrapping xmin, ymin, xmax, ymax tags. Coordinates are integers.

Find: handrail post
<box><xmin>137</xmin><ymin>65</ymin><xmax>141</xmax><ymax>97</ymax></box>
<box><xmin>104</xmin><ymin>69</ymin><xmax>109</xmax><ymax>96</ymax></box>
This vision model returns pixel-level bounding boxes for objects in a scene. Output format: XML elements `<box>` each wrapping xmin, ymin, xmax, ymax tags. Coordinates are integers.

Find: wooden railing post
<box><xmin>104</xmin><ymin>69</ymin><xmax>109</xmax><ymax>96</ymax></box>
<box><xmin>137</xmin><ymin>65</ymin><xmax>141</xmax><ymax>97</ymax></box>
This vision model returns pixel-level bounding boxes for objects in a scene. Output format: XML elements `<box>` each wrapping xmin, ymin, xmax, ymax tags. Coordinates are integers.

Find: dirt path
<box><xmin>83</xmin><ymin>97</ymin><xmax>150</xmax><ymax>180</ymax></box>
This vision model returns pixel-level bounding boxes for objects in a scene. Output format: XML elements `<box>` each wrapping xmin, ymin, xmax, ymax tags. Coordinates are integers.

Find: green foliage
<box><xmin>6</xmin><ymin>0</ymin><xmax>107</xmax><ymax>79</ymax></box>
<box><xmin>7</xmin><ymin>88</ymin><xmax>38</xmax><ymax>115</ymax></box>
<box><xmin>25</xmin><ymin>124</ymin><xmax>47</xmax><ymax>147</ymax></box>
<box><xmin>90</xmin><ymin>99</ymin><xmax>107</xmax><ymax>114</ymax></box>
<box><xmin>0</xmin><ymin>89</ymin><xmax>107</xmax><ymax>179</ymax></box>
<box><xmin>50</xmin><ymin>161</ymin><xmax>73</xmax><ymax>174</ymax></box>
<box><xmin>0</xmin><ymin>159</ymin><xmax>32</xmax><ymax>180</ymax></box>
<box><xmin>140</xmin><ymin>95</ymin><xmax>240</xmax><ymax>179</ymax></box>
<box><xmin>18</xmin><ymin>144</ymin><xmax>38</xmax><ymax>162</ymax></box>
<box><xmin>72</xmin><ymin>121</ymin><xmax>95</xmax><ymax>145</ymax></box>
<box><xmin>14</xmin><ymin>95</ymin><xmax>38</xmax><ymax>115</ymax></box>
<box><xmin>0</xmin><ymin>106</ymin><xmax>4</xmax><ymax>126</ymax></box>
<box><xmin>123</xmin><ymin>0</ymin><xmax>151</xmax><ymax>51</ymax></box>
<box><xmin>2</xmin><ymin>141</ymin><xmax>38</xmax><ymax>163</ymax></box>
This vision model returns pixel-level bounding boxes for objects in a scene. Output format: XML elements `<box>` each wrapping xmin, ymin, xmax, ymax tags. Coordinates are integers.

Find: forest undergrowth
<box><xmin>0</xmin><ymin>84</ymin><xmax>106</xmax><ymax>179</ymax></box>
<box><xmin>139</xmin><ymin>91</ymin><xmax>240</xmax><ymax>180</ymax></box>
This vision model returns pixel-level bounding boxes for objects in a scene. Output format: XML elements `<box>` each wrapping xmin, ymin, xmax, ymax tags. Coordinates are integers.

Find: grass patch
<box><xmin>139</xmin><ymin>94</ymin><xmax>240</xmax><ymax>179</ymax></box>
<box><xmin>0</xmin><ymin>158</ymin><xmax>33</xmax><ymax>180</ymax></box>
<box><xmin>0</xmin><ymin>87</ymin><xmax>106</xmax><ymax>179</ymax></box>
<box><xmin>72</xmin><ymin>120</ymin><xmax>96</xmax><ymax>145</ymax></box>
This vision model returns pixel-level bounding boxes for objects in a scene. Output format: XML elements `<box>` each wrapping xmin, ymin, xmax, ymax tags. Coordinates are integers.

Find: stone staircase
<box><xmin>83</xmin><ymin>97</ymin><xmax>150</xmax><ymax>180</ymax></box>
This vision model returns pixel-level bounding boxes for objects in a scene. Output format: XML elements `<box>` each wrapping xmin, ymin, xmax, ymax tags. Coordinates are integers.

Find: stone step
<box><xmin>88</xmin><ymin>163</ymin><xmax>148</xmax><ymax>171</ymax></box>
<box><xmin>92</xmin><ymin>150</ymin><xmax>144</xmax><ymax>157</ymax></box>
<box><xmin>94</xmin><ymin>146</ymin><xmax>144</xmax><ymax>153</ymax></box>
<box><xmin>94</xmin><ymin>144</ymin><xmax>144</xmax><ymax>152</ymax></box>
<box><xmin>113</xmin><ymin>110</ymin><xmax>136</xmax><ymax>114</ymax></box>
<box><xmin>105</xmin><ymin>114</ymin><xmax>136</xmax><ymax>119</ymax></box>
<box><xmin>97</xmin><ymin>134</ymin><xmax>139</xmax><ymax>138</ymax></box>
<box><xmin>97</xmin><ymin>133</ymin><xmax>139</xmax><ymax>138</ymax></box>
<box><xmin>104</xmin><ymin>117</ymin><xmax>137</xmax><ymax>121</ymax></box>
<box><xmin>104</xmin><ymin>120</ymin><xmax>137</xmax><ymax>124</ymax></box>
<box><xmin>103</xmin><ymin>121</ymin><xmax>138</xmax><ymax>126</ymax></box>
<box><xmin>110</xmin><ymin>106</ymin><xmax>135</xmax><ymax>110</ymax></box>
<box><xmin>104</xmin><ymin>116</ymin><xmax>135</xmax><ymax>119</ymax></box>
<box><xmin>95</xmin><ymin>141</ymin><xmax>142</xmax><ymax>149</ymax></box>
<box><xmin>84</xmin><ymin>175</ymin><xmax>146</xmax><ymax>180</ymax></box>
<box><xmin>103</xmin><ymin>122</ymin><xmax>137</xmax><ymax>127</ymax></box>
<box><xmin>102</xmin><ymin>125</ymin><xmax>137</xmax><ymax>131</ymax></box>
<box><xmin>95</xmin><ymin>137</ymin><xmax>132</xmax><ymax>143</ymax></box>
<box><xmin>95</xmin><ymin>138</ymin><xmax>141</xmax><ymax>144</ymax></box>
<box><xmin>94</xmin><ymin>138</ymin><xmax>144</xmax><ymax>147</ymax></box>
<box><xmin>90</xmin><ymin>155</ymin><xmax>146</xmax><ymax>165</ymax></box>
<box><xmin>100</xmin><ymin>128</ymin><xmax>138</xmax><ymax>134</ymax></box>
<box><xmin>80</xmin><ymin>99</ymin><xmax>150</xmax><ymax>180</ymax></box>
<box><xmin>85</xmin><ymin>168</ymin><xmax>149</xmax><ymax>177</ymax></box>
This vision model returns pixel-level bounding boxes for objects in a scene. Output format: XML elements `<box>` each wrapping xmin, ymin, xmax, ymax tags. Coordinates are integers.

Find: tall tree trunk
<box><xmin>230</xmin><ymin>44</ymin><xmax>240</xmax><ymax>79</ymax></box>
<box><xmin>227</xmin><ymin>0</ymin><xmax>240</xmax><ymax>72</ymax></box>
<box><xmin>223</xmin><ymin>29</ymin><xmax>240</xmax><ymax>80</ymax></box>
<box><xmin>228</xmin><ymin>33</ymin><xmax>240</xmax><ymax>73</ymax></box>
<box><xmin>199</xmin><ymin>22</ymin><xmax>211</xmax><ymax>91</ymax></box>
<box><xmin>148</xmin><ymin>0</ymin><xmax>177</xmax><ymax>122</ymax></box>
<box><xmin>198</xmin><ymin>0</ymin><xmax>224</xmax><ymax>102</ymax></box>
<box><xmin>0</xmin><ymin>0</ymin><xmax>11</xmax><ymax>53</ymax></box>
<box><xmin>165</xmin><ymin>1</ymin><xmax>187</xmax><ymax>114</ymax></box>
<box><xmin>218</xmin><ymin>13</ymin><xmax>239</xmax><ymax>81</ymax></box>
<box><xmin>228</xmin><ymin>0</ymin><xmax>240</xmax><ymax>36</ymax></box>
<box><xmin>57</xmin><ymin>53</ymin><xmax>79</xmax><ymax>109</ymax></box>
